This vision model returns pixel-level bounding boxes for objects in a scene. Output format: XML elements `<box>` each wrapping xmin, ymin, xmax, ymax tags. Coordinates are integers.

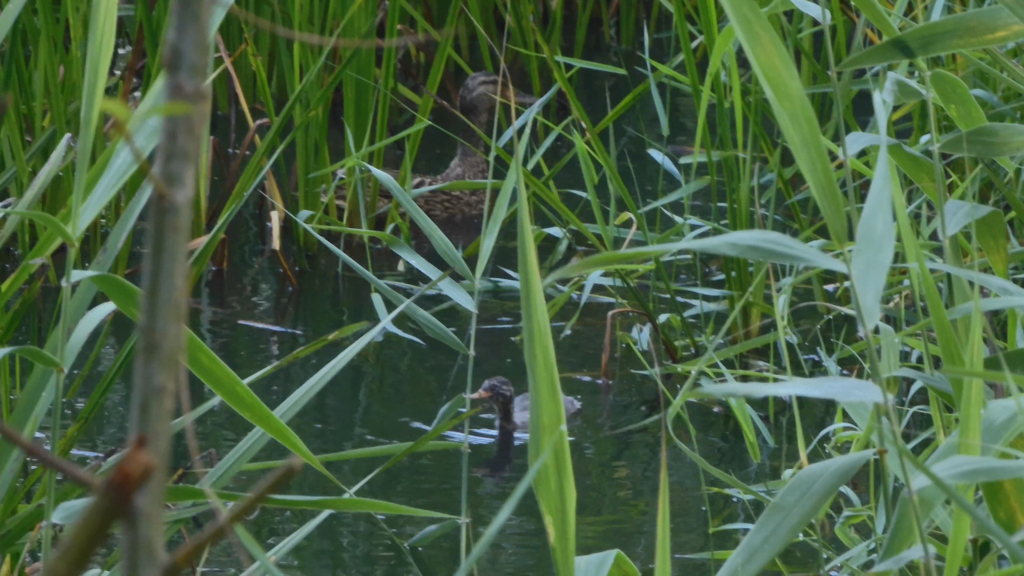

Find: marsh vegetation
<box><xmin>2</xmin><ymin>0</ymin><xmax>1024</xmax><ymax>574</ymax></box>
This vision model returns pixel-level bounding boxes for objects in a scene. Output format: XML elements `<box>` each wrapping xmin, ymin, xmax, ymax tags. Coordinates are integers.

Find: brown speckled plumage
<box><xmin>334</xmin><ymin>72</ymin><xmax>536</xmax><ymax>229</ymax></box>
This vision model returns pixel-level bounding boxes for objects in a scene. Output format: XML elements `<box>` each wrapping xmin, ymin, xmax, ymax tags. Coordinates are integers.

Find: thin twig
<box><xmin>46</xmin><ymin>438</ymin><xmax>154</xmax><ymax>576</ymax></box>
<box><xmin>226</xmin><ymin>3</ymin><xmax>443</xmax><ymax>49</ymax></box>
<box><xmin>602</xmin><ymin>308</ymin><xmax>680</xmax><ymax>384</ymax></box>
<box><xmin>0</xmin><ymin>420</ymin><xmax>98</xmax><ymax>489</ymax></box>
<box><xmin>161</xmin><ymin>457</ymin><xmax>304</xmax><ymax>575</ymax></box>
<box><xmin>226</xmin><ymin>117</ymin><xmax>270</xmax><ymax>190</ymax></box>
<box><xmin>620</xmin><ymin>212</ymin><xmax>639</xmax><ymax>250</ymax></box>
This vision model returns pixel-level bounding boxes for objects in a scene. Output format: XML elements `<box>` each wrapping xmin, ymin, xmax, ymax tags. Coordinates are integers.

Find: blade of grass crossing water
<box><xmin>0</xmin><ymin>180</ymin><xmax>150</xmax><ymax>510</ymax></box>
<box><xmin>453</xmin><ymin>446</ymin><xmax>552</xmax><ymax>576</ymax></box>
<box><xmin>239</xmin><ymin>512</ymin><xmax>332</xmax><ymax>576</ymax></box>
<box><xmin>200</xmin><ymin>275</ymin><xmax>446</xmax><ymax>489</ymax></box>
<box><xmin>0</xmin><ymin>302</ymin><xmax>115</xmax><ymax>506</ymax></box>
<box><xmin>363</xmin><ymin>164</ymin><xmax>474</xmax><ymax>280</ymax></box>
<box><xmin>290</xmin><ymin>209</ymin><xmax>468</xmax><ymax>353</ymax></box>
<box><xmin>165</xmin><ymin>485</ymin><xmax>453</xmax><ymax>517</ymax></box>
<box><xmin>716</xmin><ymin>450</ymin><xmax>873</xmax><ymax>576</ymax></box>
<box><xmin>546</xmin><ymin>230</ymin><xmax>847</xmax><ymax>284</ymax></box>
<box><xmin>517</xmin><ymin>140</ymin><xmax>576</xmax><ymax>574</ymax></box>
<box><xmin>69</xmin><ymin>271</ymin><xmax>340</xmax><ymax>486</ymax></box>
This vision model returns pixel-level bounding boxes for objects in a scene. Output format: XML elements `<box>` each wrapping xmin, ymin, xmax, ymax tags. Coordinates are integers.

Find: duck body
<box><xmin>335</xmin><ymin>72</ymin><xmax>537</xmax><ymax>229</ymax></box>
<box><xmin>470</xmin><ymin>376</ymin><xmax>581</xmax><ymax>432</ymax></box>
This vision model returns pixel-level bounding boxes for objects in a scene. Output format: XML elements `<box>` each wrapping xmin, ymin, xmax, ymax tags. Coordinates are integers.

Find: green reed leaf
<box><xmin>0</xmin><ymin>0</ymin><xmax>29</xmax><ymax>46</ymax></box>
<box><xmin>0</xmin><ymin>133</ymin><xmax>72</xmax><ymax>249</ymax></box>
<box><xmin>695</xmin><ymin>377</ymin><xmax>885</xmax><ymax>404</ymax></box>
<box><xmin>716</xmin><ymin>0</ymin><xmax>848</xmax><ymax>243</ymax></box>
<box><xmin>852</xmin><ymin>90</ymin><xmax>895</xmax><ymax>335</ymax></box>
<box><xmin>290</xmin><ymin>209</ymin><xmax>468</xmax><ymax>353</ymax></box>
<box><xmin>576</xmin><ymin>550</ymin><xmax>641</xmax><ymax>576</ymax></box>
<box><xmin>71</xmin><ymin>0</ymin><xmax>118</xmax><ymax>229</ymax></box>
<box><xmin>655</xmin><ymin>440</ymin><xmax>671</xmax><ymax>576</ymax></box>
<box><xmin>717</xmin><ymin>450</ymin><xmax>873</xmax><ymax>576</ymax></box>
<box><xmin>931</xmin><ymin>70</ymin><xmax>988</xmax><ymax>131</ymax></box>
<box><xmin>166</xmin><ymin>485</ymin><xmax>454</xmax><ymax>517</ymax></box>
<box><xmin>243</xmin><ymin>442</ymin><xmax>461</xmax><ymax>472</ymax></box>
<box><xmin>0</xmin><ymin>346</ymin><xmax>62</xmax><ymax>370</ymax></box>
<box><xmin>408</xmin><ymin>519</ymin><xmax>461</xmax><ymax>548</ymax></box>
<box><xmin>362</xmin><ymin>164</ymin><xmax>475</xmax><ymax>280</ymax></box>
<box><xmin>547</xmin><ymin>230</ymin><xmax>847</xmax><ymax>283</ymax></box>
<box><xmin>839</xmin><ymin>7</ymin><xmax>1024</xmax><ymax>69</ymax></box>
<box><xmin>518</xmin><ymin>143</ymin><xmax>576</xmax><ymax>575</ymax></box>
<box><xmin>939</xmin><ymin>123</ymin><xmax>1024</xmax><ymax>157</ymax></box>
<box><xmin>997</xmin><ymin>0</ymin><xmax>1024</xmax><ymax>23</ymax></box>
<box><xmin>0</xmin><ymin>210</ymin><xmax>75</xmax><ymax>246</ymax></box>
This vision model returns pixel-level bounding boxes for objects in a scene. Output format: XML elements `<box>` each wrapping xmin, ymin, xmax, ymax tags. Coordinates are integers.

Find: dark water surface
<box><xmin>167</xmin><ymin>240</ymin><xmax>758</xmax><ymax>576</ymax></box>
<box><xmin>67</xmin><ymin>64</ymin><xmax>818</xmax><ymax>574</ymax></box>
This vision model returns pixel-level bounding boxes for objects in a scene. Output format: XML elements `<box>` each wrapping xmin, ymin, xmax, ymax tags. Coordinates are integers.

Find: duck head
<box><xmin>457</xmin><ymin>72</ymin><xmax>539</xmax><ymax>130</ymax></box>
<box><xmin>443</xmin><ymin>73</ymin><xmax>539</xmax><ymax>180</ymax></box>
<box><xmin>469</xmin><ymin>376</ymin><xmax>515</xmax><ymax>404</ymax></box>
<box><xmin>469</xmin><ymin>376</ymin><xmax>517</xmax><ymax>429</ymax></box>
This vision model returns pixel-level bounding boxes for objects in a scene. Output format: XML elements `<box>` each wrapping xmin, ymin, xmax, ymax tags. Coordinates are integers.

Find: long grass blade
<box><xmin>716</xmin><ymin>451</ymin><xmax>873</xmax><ymax>576</ymax></box>
<box><xmin>518</xmin><ymin>148</ymin><xmax>576</xmax><ymax>574</ymax></box>
<box><xmin>715</xmin><ymin>0</ymin><xmax>849</xmax><ymax>242</ymax></box>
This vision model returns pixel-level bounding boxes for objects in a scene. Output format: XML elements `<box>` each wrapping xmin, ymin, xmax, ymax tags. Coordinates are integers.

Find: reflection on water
<box><xmin>406</xmin><ymin>419</ymin><xmax>531</xmax><ymax>446</ymax></box>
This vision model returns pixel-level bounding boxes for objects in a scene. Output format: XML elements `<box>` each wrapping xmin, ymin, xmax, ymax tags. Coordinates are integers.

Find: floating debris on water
<box><xmin>237</xmin><ymin>320</ymin><xmax>303</xmax><ymax>334</ymax></box>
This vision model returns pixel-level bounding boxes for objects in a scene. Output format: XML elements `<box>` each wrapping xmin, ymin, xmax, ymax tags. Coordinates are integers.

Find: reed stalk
<box><xmin>122</xmin><ymin>0</ymin><xmax>210</xmax><ymax>573</ymax></box>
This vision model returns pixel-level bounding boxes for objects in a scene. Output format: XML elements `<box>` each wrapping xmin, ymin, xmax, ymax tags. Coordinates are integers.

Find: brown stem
<box><xmin>45</xmin><ymin>438</ymin><xmax>154</xmax><ymax>576</ymax></box>
<box><xmin>0</xmin><ymin>420</ymin><xmax>97</xmax><ymax>489</ymax></box>
<box><xmin>602</xmin><ymin>308</ymin><xmax>680</xmax><ymax>384</ymax></box>
<box><xmin>161</xmin><ymin>457</ymin><xmax>304</xmax><ymax>575</ymax></box>
<box><xmin>227</xmin><ymin>117</ymin><xmax>270</xmax><ymax>190</ymax></box>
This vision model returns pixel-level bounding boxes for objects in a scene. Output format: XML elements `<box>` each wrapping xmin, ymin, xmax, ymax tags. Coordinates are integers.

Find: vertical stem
<box><xmin>122</xmin><ymin>1</ymin><xmax>209</xmax><ymax>574</ymax></box>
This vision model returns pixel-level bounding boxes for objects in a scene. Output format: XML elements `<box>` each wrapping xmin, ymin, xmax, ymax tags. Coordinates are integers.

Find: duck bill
<box><xmin>511</xmin><ymin>89</ymin><xmax>539</xmax><ymax>107</ymax></box>
<box><xmin>499</xmin><ymin>85</ymin><xmax>539</xmax><ymax>108</ymax></box>
<box><xmin>468</xmin><ymin>390</ymin><xmax>491</xmax><ymax>400</ymax></box>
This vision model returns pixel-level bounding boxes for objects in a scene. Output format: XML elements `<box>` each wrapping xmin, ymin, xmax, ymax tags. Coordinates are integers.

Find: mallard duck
<box><xmin>469</xmin><ymin>376</ymin><xmax>581</xmax><ymax>432</ymax></box>
<box><xmin>335</xmin><ymin>72</ymin><xmax>538</xmax><ymax>226</ymax></box>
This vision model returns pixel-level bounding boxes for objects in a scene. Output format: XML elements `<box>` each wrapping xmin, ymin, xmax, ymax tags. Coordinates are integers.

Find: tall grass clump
<box><xmin>3</xmin><ymin>0</ymin><xmax>1024</xmax><ymax>574</ymax></box>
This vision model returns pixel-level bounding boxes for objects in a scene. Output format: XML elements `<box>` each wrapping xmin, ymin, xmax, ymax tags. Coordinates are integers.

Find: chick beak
<box><xmin>468</xmin><ymin>390</ymin><xmax>491</xmax><ymax>400</ymax></box>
